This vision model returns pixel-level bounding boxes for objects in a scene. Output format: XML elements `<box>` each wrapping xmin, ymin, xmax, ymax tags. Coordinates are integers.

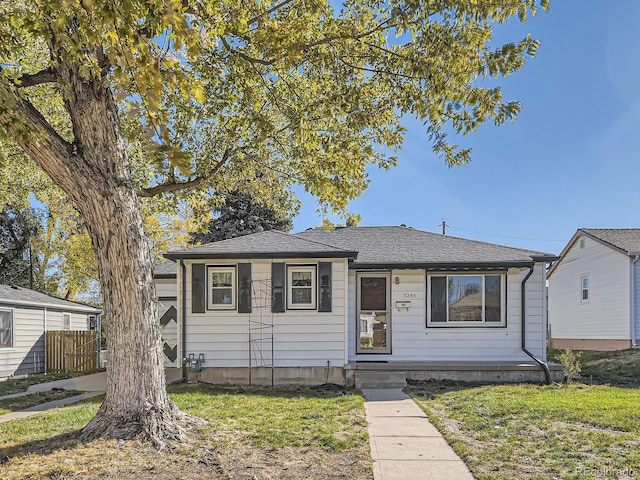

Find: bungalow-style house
<box><xmin>156</xmin><ymin>226</ymin><xmax>562</xmax><ymax>387</ymax></box>
<box><xmin>0</xmin><ymin>284</ymin><xmax>101</xmax><ymax>378</ymax></box>
<box><xmin>548</xmin><ymin>228</ymin><xmax>640</xmax><ymax>350</ymax></box>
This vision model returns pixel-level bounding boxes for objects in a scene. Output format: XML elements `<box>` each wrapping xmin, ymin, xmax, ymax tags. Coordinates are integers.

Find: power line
<box><xmin>445</xmin><ymin>225</ymin><xmax>566</xmax><ymax>243</ymax></box>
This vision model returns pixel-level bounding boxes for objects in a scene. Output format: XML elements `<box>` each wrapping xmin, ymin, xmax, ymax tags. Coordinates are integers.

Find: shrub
<box><xmin>559</xmin><ymin>349</ymin><xmax>582</xmax><ymax>383</ymax></box>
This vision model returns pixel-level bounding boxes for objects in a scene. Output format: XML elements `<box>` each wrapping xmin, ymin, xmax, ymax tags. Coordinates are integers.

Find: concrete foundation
<box><xmin>168</xmin><ymin>361</ymin><xmax>565</xmax><ymax>387</ymax></box>
<box><xmin>346</xmin><ymin>361</ymin><xmax>564</xmax><ymax>386</ymax></box>
<box><xmin>185</xmin><ymin>366</ymin><xmax>346</xmax><ymax>386</ymax></box>
<box><xmin>551</xmin><ymin>338</ymin><xmax>633</xmax><ymax>351</ymax></box>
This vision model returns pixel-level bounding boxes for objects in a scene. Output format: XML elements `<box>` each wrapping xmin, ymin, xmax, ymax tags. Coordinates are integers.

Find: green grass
<box><xmin>0</xmin><ymin>389</ymin><xmax>83</xmax><ymax>415</ymax></box>
<box><xmin>169</xmin><ymin>383</ymin><xmax>368</xmax><ymax>451</ymax></box>
<box><xmin>409</xmin><ymin>382</ymin><xmax>640</xmax><ymax>480</ymax></box>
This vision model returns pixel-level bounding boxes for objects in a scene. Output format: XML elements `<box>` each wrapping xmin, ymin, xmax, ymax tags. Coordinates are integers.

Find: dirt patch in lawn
<box><xmin>1</xmin><ymin>434</ymin><xmax>371</xmax><ymax>480</ymax></box>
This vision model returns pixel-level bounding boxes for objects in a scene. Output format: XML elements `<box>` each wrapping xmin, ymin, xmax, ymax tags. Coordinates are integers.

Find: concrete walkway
<box><xmin>0</xmin><ymin>372</ymin><xmax>106</xmax><ymax>424</ymax></box>
<box><xmin>362</xmin><ymin>388</ymin><xmax>475</xmax><ymax>480</ymax></box>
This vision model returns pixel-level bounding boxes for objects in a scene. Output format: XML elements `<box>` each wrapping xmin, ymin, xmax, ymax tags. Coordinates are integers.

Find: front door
<box><xmin>357</xmin><ymin>273</ymin><xmax>391</xmax><ymax>354</ymax></box>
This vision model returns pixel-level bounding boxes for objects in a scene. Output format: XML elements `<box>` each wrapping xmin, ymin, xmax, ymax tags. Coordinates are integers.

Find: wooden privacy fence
<box><xmin>46</xmin><ymin>330</ymin><xmax>100</xmax><ymax>373</ymax></box>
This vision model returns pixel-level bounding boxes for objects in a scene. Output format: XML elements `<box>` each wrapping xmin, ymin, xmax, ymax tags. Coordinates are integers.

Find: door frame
<box><xmin>356</xmin><ymin>271</ymin><xmax>391</xmax><ymax>354</ymax></box>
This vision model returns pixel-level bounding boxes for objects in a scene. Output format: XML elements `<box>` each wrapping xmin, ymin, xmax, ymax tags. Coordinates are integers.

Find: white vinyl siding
<box><xmin>155</xmin><ymin>277</ymin><xmax>177</xmax><ymax>299</ymax></box>
<box><xmin>548</xmin><ymin>236</ymin><xmax>630</xmax><ymax>341</ymax></box>
<box><xmin>0</xmin><ymin>303</ymin><xmax>97</xmax><ymax>379</ymax></box>
<box><xmin>349</xmin><ymin>265</ymin><xmax>547</xmax><ymax>363</ymax></box>
<box><xmin>0</xmin><ymin>306</ymin><xmax>45</xmax><ymax>378</ymax></box>
<box><xmin>181</xmin><ymin>259</ymin><xmax>347</xmax><ymax>368</ymax></box>
<box><xmin>46</xmin><ymin>311</ymin><xmax>91</xmax><ymax>331</ymax></box>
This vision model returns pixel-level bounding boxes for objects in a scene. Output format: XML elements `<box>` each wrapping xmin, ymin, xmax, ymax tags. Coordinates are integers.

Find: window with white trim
<box><xmin>208</xmin><ymin>266</ymin><xmax>236</xmax><ymax>309</ymax></box>
<box><xmin>0</xmin><ymin>309</ymin><xmax>13</xmax><ymax>348</ymax></box>
<box><xmin>63</xmin><ymin>313</ymin><xmax>71</xmax><ymax>330</ymax></box>
<box><xmin>287</xmin><ymin>265</ymin><xmax>317</xmax><ymax>309</ymax></box>
<box><xmin>427</xmin><ymin>274</ymin><xmax>505</xmax><ymax>326</ymax></box>
<box><xmin>580</xmin><ymin>274</ymin><xmax>589</xmax><ymax>302</ymax></box>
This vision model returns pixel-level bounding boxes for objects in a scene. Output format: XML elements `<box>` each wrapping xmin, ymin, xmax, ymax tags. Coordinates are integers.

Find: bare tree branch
<box><xmin>18</xmin><ymin>67</ymin><xmax>58</xmax><ymax>87</ymax></box>
<box><xmin>247</xmin><ymin>0</ymin><xmax>296</xmax><ymax>25</ymax></box>
<box><xmin>220</xmin><ymin>37</ymin><xmax>275</xmax><ymax>66</ymax></box>
<box><xmin>140</xmin><ymin>148</ymin><xmax>232</xmax><ymax>197</ymax></box>
<box><xmin>140</xmin><ymin>176</ymin><xmax>205</xmax><ymax>197</ymax></box>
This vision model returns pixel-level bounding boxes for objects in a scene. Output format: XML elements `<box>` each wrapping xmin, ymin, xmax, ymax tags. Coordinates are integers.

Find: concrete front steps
<box><xmin>355</xmin><ymin>370</ymin><xmax>407</xmax><ymax>389</ymax></box>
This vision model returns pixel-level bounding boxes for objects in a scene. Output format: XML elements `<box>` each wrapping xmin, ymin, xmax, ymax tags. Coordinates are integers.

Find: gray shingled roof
<box><xmin>154</xmin><ymin>261</ymin><xmax>177</xmax><ymax>277</ymax></box>
<box><xmin>295</xmin><ymin>226</ymin><xmax>555</xmax><ymax>266</ymax></box>
<box><xmin>161</xmin><ymin>226</ymin><xmax>554</xmax><ymax>270</ymax></box>
<box><xmin>164</xmin><ymin>230</ymin><xmax>357</xmax><ymax>260</ymax></box>
<box><xmin>580</xmin><ymin>228</ymin><xmax>640</xmax><ymax>254</ymax></box>
<box><xmin>0</xmin><ymin>284</ymin><xmax>101</xmax><ymax>313</ymax></box>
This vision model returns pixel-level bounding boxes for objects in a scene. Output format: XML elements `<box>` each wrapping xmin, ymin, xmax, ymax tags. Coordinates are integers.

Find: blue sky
<box><xmin>292</xmin><ymin>1</ymin><xmax>640</xmax><ymax>255</ymax></box>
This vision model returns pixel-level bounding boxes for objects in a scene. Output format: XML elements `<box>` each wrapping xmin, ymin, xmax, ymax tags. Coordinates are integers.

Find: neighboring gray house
<box><xmin>548</xmin><ymin>228</ymin><xmax>640</xmax><ymax>350</ymax></box>
<box><xmin>0</xmin><ymin>285</ymin><xmax>101</xmax><ymax>378</ymax></box>
<box><xmin>155</xmin><ymin>226</ymin><xmax>562</xmax><ymax>386</ymax></box>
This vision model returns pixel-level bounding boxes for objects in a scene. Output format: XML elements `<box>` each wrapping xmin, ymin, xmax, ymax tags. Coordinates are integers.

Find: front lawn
<box><xmin>0</xmin><ymin>384</ymin><xmax>371</xmax><ymax>480</ymax></box>
<box><xmin>409</xmin><ymin>382</ymin><xmax>640</xmax><ymax>480</ymax></box>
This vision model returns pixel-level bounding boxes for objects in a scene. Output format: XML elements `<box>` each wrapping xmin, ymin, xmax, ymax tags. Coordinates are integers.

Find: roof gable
<box><xmin>547</xmin><ymin>228</ymin><xmax>640</xmax><ymax>278</ymax></box>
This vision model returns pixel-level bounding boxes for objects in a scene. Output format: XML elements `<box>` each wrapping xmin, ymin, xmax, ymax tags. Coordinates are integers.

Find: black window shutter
<box><xmin>238</xmin><ymin>263</ymin><xmax>252</xmax><ymax>313</ymax></box>
<box><xmin>318</xmin><ymin>262</ymin><xmax>332</xmax><ymax>312</ymax></box>
<box><xmin>192</xmin><ymin>263</ymin><xmax>206</xmax><ymax>313</ymax></box>
<box><xmin>272</xmin><ymin>263</ymin><xmax>286</xmax><ymax>312</ymax></box>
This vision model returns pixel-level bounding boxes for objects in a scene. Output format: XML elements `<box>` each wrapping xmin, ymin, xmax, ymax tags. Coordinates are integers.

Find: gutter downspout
<box><xmin>521</xmin><ymin>264</ymin><xmax>552</xmax><ymax>384</ymax></box>
<box><xmin>631</xmin><ymin>254</ymin><xmax>639</xmax><ymax>347</ymax></box>
<box><xmin>180</xmin><ymin>259</ymin><xmax>187</xmax><ymax>380</ymax></box>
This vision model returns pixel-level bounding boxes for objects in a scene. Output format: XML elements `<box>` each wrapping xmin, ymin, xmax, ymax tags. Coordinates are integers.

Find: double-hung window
<box><xmin>63</xmin><ymin>313</ymin><xmax>71</xmax><ymax>330</ymax></box>
<box><xmin>580</xmin><ymin>274</ymin><xmax>589</xmax><ymax>302</ymax></box>
<box><xmin>0</xmin><ymin>309</ymin><xmax>13</xmax><ymax>348</ymax></box>
<box><xmin>287</xmin><ymin>265</ymin><xmax>317</xmax><ymax>309</ymax></box>
<box><xmin>208</xmin><ymin>266</ymin><xmax>236</xmax><ymax>309</ymax></box>
<box><xmin>427</xmin><ymin>274</ymin><xmax>505</xmax><ymax>326</ymax></box>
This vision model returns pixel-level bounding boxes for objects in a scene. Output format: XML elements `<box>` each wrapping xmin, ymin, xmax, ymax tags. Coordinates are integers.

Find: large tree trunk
<box><xmin>10</xmin><ymin>62</ymin><xmax>204</xmax><ymax>448</ymax></box>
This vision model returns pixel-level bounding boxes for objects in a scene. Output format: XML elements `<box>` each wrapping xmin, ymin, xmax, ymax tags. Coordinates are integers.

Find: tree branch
<box><xmin>18</xmin><ymin>67</ymin><xmax>58</xmax><ymax>87</ymax></box>
<box><xmin>0</xmin><ymin>68</ymin><xmax>80</xmax><ymax>199</ymax></box>
<box><xmin>220</xmin><ymin>37</ymin><xmax>275</xmax><ymax>66</ymax></box>
<box><xmin>247</xmin><ymin>0</ymin><xmax>296</xmax><ymax>26</ymax></box>
<box><xmin>140</xmin><ymin>148</ymin><xmax>231</xmax><ymax>197</ymax></box>
<box><xmin>140</xmin><ymin>176</ymin><xmax>205</xmax><ymax>197</ymax></box>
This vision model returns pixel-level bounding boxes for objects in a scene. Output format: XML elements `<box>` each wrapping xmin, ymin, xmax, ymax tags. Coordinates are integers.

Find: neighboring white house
<box><xmin>548</xmin><ymin>228</ymin><xmax>640</xmax><ymax>350</ymax></box>
<box><xmin>0</xmin><ymin>284</ymin><xmax>102</xmax><ymax>378</ymax></box>
<box><xmin>156</xmin><ymin>226</ymin><xmax>562</xmax><ymax>386</ymax></box>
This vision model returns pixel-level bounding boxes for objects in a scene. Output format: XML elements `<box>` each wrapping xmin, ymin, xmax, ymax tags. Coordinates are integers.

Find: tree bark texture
<box><xmin>9</xmin><ymin>62</ymin><xmax>204</xmax><ymax>448</ymax></box>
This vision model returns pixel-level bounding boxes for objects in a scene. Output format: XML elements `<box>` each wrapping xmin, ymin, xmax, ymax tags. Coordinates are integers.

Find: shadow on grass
<box><xmin>0</xmin><ymin>429</ymin><xmax>85</xmax><ymax>462</ymax></box>
<box><xmin>0</xmin><ymin>396</ymin><xmax>103</xmax><ymax>461</ymax></box>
